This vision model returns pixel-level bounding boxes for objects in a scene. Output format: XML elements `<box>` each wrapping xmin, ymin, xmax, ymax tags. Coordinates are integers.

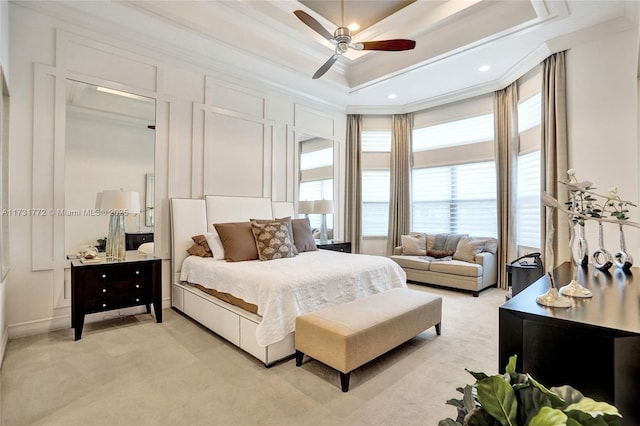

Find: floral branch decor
<box><xmin>438</xmin><ymin>355</ymin><xmax>622</xmax><ymax>426</ymax></box>
<box><xmin>538</xmin><ymin>170</ymin><xmax>639</xmax><ymax>303</ymax></box>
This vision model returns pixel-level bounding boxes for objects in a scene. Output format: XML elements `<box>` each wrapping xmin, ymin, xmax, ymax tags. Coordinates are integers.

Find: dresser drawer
<box><xmin>85</xmin><ymin>293</ymin><xmax>153</xmax><ymax>314</ymax></box>
<box><xmin>85</xmin><ymin>278</ymin><xmax>152</xmax><ymax>298</ymax></box>
<box><xmin>84</xmin><ymin>263</ymin><xmax>153</xmax><ymax>283</ymax></box>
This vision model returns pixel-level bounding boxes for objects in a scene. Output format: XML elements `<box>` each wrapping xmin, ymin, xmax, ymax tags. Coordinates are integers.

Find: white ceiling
<box><xmin>23</xmin><ymin>1</ymin><xmax>639</xmax><ymax>113</ymax></box>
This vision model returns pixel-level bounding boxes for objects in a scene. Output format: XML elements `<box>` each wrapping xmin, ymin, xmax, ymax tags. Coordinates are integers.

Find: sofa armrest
<box><xmin>393</xmin><ymin>246</ymin><xmax>403</xmax><ymax>255</ymax></box>
<box><xmin>476</xmin><ymin>252</ymin><xmax>497</xmax><ymax>286</ymax></box>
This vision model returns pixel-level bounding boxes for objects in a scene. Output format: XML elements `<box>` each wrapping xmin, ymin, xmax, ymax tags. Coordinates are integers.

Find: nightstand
<box><xmin>125</xmin><ymin>232</ymin><xmax>154</xmax><ymax>251</ymax></box>
<box><xmin>70</xmin><ymin>252</ymin><xmax>162</xmax><ymax>340</ymax></box>
<box><xmin>316</xmin><ymin>241</ymin><xmax>352</xmax><ymax>253</ymax></box>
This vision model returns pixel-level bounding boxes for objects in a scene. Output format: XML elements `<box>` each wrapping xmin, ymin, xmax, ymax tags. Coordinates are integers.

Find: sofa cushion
<box><xmin>390</xmin><ymin>255</ymin><xmax>431</xmax><ymax>271</ymax></box>
<box><xmin>444</xmin><ymin>233</ymin><xmax>468</xmax><ymax>252</ymax></box>
<box><xmin>401</xmin><ymin>233</ymin><xmax>427</xmax><ymax>255</ymax></box>
<box><xmin>453</xmin><ymin>236</ymin><xmax>487</xmax><ymax>263</ymax></box>
<box><xmin>429</xmin><ymin>260</ymin><xmax>482</xmax><ymax>277</ymax></box>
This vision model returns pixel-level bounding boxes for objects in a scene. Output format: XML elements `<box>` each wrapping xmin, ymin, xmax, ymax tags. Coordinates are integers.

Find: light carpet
<box><xmin>1</xmin><ymin>284</ymin><xmax>506</xmax><ymax>425</ymax></box>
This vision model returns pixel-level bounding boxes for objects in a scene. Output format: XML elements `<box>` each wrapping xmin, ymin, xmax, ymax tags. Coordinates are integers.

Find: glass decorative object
<box><xmin>559</xmin><ymin>223</ymin><xmax>593</xmax><ymax>298</ymax></box>
<box><xmin>592</xmin><ymin>221</ymin><xmax>613</xmax><ymax>271</ymax></box>
<box><xmin>536</xmin><ymin>272</ymin><xmax>571</xmax><ymax>308</ymax></box>
<box><xmin>614</xmin><ymin>223</ymin><xmax>633</xmax><ymax>271</ymax></box>
<box><xmin>576</xmin><ymin>223</ymin><xmax>589</xmax><ymax>267</ymax></box>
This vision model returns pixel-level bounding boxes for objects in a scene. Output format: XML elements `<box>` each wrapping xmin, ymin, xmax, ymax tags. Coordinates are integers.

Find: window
<box><xmin>516</xmin><ymin>151</ymin><xmax>541</xmax><ymax>249</ymax></box>
<box><xmin>516</xmin><ymin>92</ymin><xmax>542</xmax><ymax>251</ymax></box>
<box><xmin>411</xmin><ymin>99</ymin><xmax>497</xmax><ymax>237</ymax></box>
<box><xmin>412</xmin><ymin>162</ymin><xmax>497</xmax><ymax>237</ymax></box>
<box><xmin>361</xmin><ymin>129</ymin><xmax>391</xmax><ymax>237</ymax></box>
<box><xmin>362</xmin><ymin>171</ymin><xmax>390</xmax><ymax>236</ymax></box>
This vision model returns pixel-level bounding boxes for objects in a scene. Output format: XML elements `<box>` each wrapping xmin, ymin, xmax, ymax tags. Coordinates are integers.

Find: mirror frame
<box><xmin>292</xmin><ymin>127</ymin><xmax>340</xmax><ymax>240</ymax></box>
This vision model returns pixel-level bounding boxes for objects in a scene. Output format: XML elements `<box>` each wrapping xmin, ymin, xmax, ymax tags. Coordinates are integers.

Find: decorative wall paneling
<box><xmin>31</xmin><ymin>31</ymin><xmax>171</xmax><ymax>313</ymax></box>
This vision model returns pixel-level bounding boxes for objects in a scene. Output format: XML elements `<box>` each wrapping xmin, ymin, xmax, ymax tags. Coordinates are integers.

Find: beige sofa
<box><xmin>390</xmin><ymin>233</ymin><xmax>498</xmax><ymax>297</ymax></box>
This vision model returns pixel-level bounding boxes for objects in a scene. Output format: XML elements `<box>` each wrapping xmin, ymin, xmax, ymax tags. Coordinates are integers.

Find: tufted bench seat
<box><xmin>295</xmin><ymin>288</ymin><xmax>442</xmax><ymax>392</ymax></box>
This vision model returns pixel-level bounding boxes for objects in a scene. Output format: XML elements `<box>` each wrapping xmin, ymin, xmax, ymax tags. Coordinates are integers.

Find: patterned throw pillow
<box><xmin>187</xmin><ymin>234</ymin><xmax>213</xmax><ymax>257</ymax></box>
<box><xmin>250</xmin><ymin>221</ymin><xmax>296</xmax><ymax>261</ymax></box>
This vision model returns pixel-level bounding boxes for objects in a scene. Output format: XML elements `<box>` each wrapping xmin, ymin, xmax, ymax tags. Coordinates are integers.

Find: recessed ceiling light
<box><xmin>388</xmin><ymin>93</ymin><xmax>397</xmax><ymax>99</ymax></box>
<box><xmin>478</xmin><ymin>65</ymin><xmax>491</xmax><ymax>72</ymax></box>
<box><xmin>348</xmin><ymin>22</ymin><xmax>360</xmax><ymax>31</ymax></box>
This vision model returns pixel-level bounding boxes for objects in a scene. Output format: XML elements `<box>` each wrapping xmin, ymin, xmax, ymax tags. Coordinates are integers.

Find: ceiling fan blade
<box><xmin>294</xmin><ymin>10</ymin><xmax>333</xmax><ymax>41</ymax></box>
<box><xmin>313</xmin><ymin>54</ymin><xmax>340</xmax><ymax>79</ymax></box>
<box><xmin>356</xmin><ymin>39</ymin><xmax>416</xmax><ymax>51</ymax></box>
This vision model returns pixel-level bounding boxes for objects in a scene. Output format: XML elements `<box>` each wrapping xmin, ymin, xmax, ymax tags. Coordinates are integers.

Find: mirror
<box><xmin>297</xmin><ymin>133</ymin><xmax>334</xmax><ymax>240</ymax></box>
<box><xmin>65</xmin><ymin>80</ymin><xmax>155</xmax><ymax>254</ymax></box>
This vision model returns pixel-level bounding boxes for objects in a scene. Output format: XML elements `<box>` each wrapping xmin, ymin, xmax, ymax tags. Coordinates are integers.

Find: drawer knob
<box><xmin>102</xmin><ymin>288</ymin><xmax>107</xmax><ymax>293</ymax></box>
<box><xmin>135</xmin><ymin>270</ymin><xmax>140</xmax><ymax>275</ymax></box>
<box><xmin>102</xmin><ymin>303</ymin><xmax>107</xmax><ymax>308</ymax></box>
<box><xmin>101</xmin><ymin>274</ymin><xmax>107</xmax><ymax>279</ymax></box>
<box><xmin>135</xmin><ymin>284</ymin><xmax>140</xmax><ymax>288</ymax></box>
<box><xmin>135</xmin><ymin>298</ymin><xmax>140</xmax><ymax>302</ymax></box>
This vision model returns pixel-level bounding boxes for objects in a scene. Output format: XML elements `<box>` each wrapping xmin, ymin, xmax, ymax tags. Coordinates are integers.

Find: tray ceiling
<box><xmin>22</xmin><ymin>1</ymin><xmax>639</xmax><ymax>113</ymax></box>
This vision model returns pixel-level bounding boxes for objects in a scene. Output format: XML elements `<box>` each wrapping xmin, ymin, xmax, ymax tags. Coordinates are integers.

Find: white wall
<box><xmin>0</xmin><ymin>0</ymin><xmax>9</xmax><ymax>364</ymax></box>
<box><xmin>6</xmin><ymin>4</ymin><xmax>346</xmax><ymax>340</ymax></box>
<box><xmin>566</xmin><ymin>28</ymin><xmax>639</xmax><ymax>259</ymax></box>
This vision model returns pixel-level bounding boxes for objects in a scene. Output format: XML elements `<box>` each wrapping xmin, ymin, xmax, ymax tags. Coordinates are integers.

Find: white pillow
<box><xmin>401</xmin><ymin>233</ymin><xmax>427</xmax><ymax>255</ymax></box>
<box><xmin>453</xmin><ymin>236</ymin><xmax>486</xmax><ymax>263</ymax></box>
<box><xmin>204</xmin><ymin>231</ymin><xmax>225</xmax><ymax>260</ymax></box>
<box><xmin>137</xmin><ymin>242</ymin><xmax>154</xmax><ymax>254</ymax></box>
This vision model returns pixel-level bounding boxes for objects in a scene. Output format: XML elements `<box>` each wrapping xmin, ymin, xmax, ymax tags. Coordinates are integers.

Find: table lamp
<box><xmin>297</xmin><ymin>200</ymin><xmax>314</xmax><ymax>218</ymax></box>
<box><xmin>313</xmin><ymin>199</ymin><xmax>334</xmax><ymax>243</ymax></box>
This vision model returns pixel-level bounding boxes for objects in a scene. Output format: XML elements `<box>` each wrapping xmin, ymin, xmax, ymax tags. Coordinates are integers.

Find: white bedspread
<box><xmin>180</xmin><ymin>250</ymin><xmax>407</xmax><ymax>346</ymax></box>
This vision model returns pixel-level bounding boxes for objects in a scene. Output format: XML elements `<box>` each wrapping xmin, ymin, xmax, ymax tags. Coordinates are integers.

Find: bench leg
<box><xmin>295</xmin><ymin>350</ymin><xmax>304</xmax><ymax>366</ymax></box>
<box><xmin>435</xmin><ymin>322</ymin><xmax>441</xmax><ymax>335</ymax></box>
<box><xmin>340</xmin><ymin>372</ymin><xmax>351</xmax><ymax>392</ymax></box>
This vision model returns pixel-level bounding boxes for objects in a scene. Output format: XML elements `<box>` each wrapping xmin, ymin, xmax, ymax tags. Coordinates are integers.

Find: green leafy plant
<box><xmin>438</xmin><ymin>355</ymin><xmax>622</xmax><ymax>426</ymax></box>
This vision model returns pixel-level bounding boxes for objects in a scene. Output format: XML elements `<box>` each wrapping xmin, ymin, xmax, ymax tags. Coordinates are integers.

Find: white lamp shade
<box><xmin>298</xmin><ymin>200</ymin><xmax>314</xmax><ymax>215</ymax></box>
<box><xmin>97</xmin><ymin>190</ymin><xmax>141</xmax><ymax>214</ymax></box>
<box><xmin>313</xmin><ymin>199</ymin><xmax>334</xmax><ymax>214</ymax></box>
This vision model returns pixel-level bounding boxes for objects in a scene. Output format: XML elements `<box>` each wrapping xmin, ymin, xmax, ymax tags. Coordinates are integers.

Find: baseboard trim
<box><xmin>8</xmin><ymin>297</ymin><xmax>172</xmax><ymax>339</ymax></box>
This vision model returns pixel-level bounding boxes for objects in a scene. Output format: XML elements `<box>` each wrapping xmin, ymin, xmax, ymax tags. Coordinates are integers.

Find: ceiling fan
<box><xmin>294</xmin><ymin>6</ymin><xmax>416</xmax><ymax>79</ymax></box>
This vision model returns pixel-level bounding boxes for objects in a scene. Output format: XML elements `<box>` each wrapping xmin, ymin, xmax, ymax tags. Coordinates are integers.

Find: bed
<box><xmin>171</xmin><ymin>196</ymin><xmax>407</xmax><ymax>366</ymax></box>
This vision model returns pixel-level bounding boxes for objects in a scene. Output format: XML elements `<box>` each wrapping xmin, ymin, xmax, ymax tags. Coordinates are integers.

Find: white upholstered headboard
<box><xmin>170</xmin><ymin>196</ymin><xmax>295</xmax><ymax>282</ymax></box>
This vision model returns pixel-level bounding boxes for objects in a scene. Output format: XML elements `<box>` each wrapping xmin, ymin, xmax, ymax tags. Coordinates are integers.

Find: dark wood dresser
<box><xmin>316</xmin><ymin>241</ymin><xmax>351</xmax><ymax>253</ymax></box>
<box><xmin>125</xmin><ymin>232</ymin><xmax>154</xmax><ymax>250</ymax></box>
<box><xmin>71</xmin><ymin>252</ymin><xmax>162</xmax><ymax>340</ymax></box>
<box><xmin>499</xmin><ymin>262</ymin><xmax>640</xmax><ymax>425</ymax></box>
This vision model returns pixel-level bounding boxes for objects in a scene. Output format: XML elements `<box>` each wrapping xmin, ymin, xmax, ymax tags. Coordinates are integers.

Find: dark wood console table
<box><xmin>499</xmin><ymin>262</ymin><xmax>640</xmax><ymax>425</ymax></box>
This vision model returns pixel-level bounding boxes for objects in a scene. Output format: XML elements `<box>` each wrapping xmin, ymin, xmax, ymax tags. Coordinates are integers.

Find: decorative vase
<box><xmin>559</xmin><ymin>222</ymin><xmax>593</xmax><ymax>298</ymax></box>
<box><xmin>536</xmin><ymin>272</ymin><xmax>571</xmax><ymax>308</ymax></box>
<box><xmin>576</xmin><ymin>223</ymin><xmax>589</xmax><ymax>267</ymax></box>
<box><xmin>592</xmin><ymin>221</ymin><xmax>613</xmax><ymax>272</ymax></box>
<box><xmin>614</xmin><ymin>224</ymin><xmax>633</xmax><ymax>271</ymax></box>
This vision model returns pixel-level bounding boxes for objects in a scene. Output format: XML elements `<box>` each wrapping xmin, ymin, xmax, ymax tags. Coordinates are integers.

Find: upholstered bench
<box><xmin>295</xmin><ymin>288</ymin><xmax>442</xmax><ymax>392</ymax></box>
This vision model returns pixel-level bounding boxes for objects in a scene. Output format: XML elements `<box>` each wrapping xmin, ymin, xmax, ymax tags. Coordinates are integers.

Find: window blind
<box><xmin>300</xmin><ymin>147</ymin><xmax>333</xmax><ymax>171</ymax></box>
<box><xmin>413</xmin><ymin>113</ymin><xmax>494</xmax><ymax>152</ymax></box>
<box><xmin>362</xmin><ymin>130</ymin><xmax>391</xmax><ymax>152</ymax></box>
<box><xmin>516</xmin><ymin>144</ymin><xmax>541</xmax><ymax>250</ymax></box>
<box><xmin>412</xmin><ymin>162</ymin><xmax>497</xmax><ymax>237</ymax></box>
<box><xmin>362</xmin><ymin>170</ymin><xmax>390</xmax><ymax>237</ymax></box>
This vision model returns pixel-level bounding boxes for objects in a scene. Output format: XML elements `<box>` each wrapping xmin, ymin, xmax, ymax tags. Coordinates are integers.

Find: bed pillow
<box><xmin>250</xmin><ymin>221</ymin><xmax>296</xmax><ymax>261</ymax></box>
<box><xmin>213</xmin><ymin>222</ymin><xmax>259</xmax><ymax>262</ymax></box>
<box><xmin>453</xmin><ymin>236</ymin><xmax>486</xmax><ymax>263</ymax></box>
<box><xmin>250</xmin><ymin>217</ymin><xmax>298</xmax><ymax>255</ymax></box>
<box><xmin>401</xmin><ymin>233</ymin><xmax>426</xmax><ymax>255</ymax></box>
<box><xmin>204</xmin><ymin>231</ymin><xmax>225</xmax><ymax>260</ymax></box>
<box><xmin>291</xmin><ymin>218</ymin><xmax>317</xmax><ymax>252</ymax></box>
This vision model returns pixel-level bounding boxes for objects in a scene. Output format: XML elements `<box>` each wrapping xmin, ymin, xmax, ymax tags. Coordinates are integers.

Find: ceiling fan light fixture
<box><xmin>348</xmin><ymin>22</ymin><xmax>360</xmax><ymax>32</ymax></box>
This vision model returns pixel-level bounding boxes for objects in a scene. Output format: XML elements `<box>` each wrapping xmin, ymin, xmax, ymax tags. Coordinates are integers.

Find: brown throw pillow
<box><xmin>291</xmin><ymin>218</ymin><xmax>317</xmax><ymax>252</ymax></box>
<box><xmin>452</xmin><ymin>236</ymin><xmax>486</xmax><ymax>263</ymax></box>
<box><xmin>250</xmin><ymin>217</ymin><xmax>298</xmax><ymax>255</ymax></box>
<box><xmin>427</xmin><ymin>249</ymin><xmax>454</xmax><ymax>258</ymax></box>
<box><xmin>250</xmin><ymin>221</ymin><xmax>296</xmax><ymax>261</ymax></box>
<box><xmin>213</xmin><ymin>222</ymin><xmax>259</xmax><ymax>262</ymax></box>
<box><xmin>192</xmin><ymin>234</ymin><xmax>211</xmax><ymax>252</ymax></box>
<box><xmin>187</xmin><ymin>243</ymin><xmax>212</xmax><ymax>257</ymax></box>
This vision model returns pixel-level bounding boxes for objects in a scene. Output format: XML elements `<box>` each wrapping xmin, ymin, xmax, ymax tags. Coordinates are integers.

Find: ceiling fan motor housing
<box><xmin>334</xmin><ymin>27</ymin><xmax>351</xmax><ymax>53</ymax></box>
